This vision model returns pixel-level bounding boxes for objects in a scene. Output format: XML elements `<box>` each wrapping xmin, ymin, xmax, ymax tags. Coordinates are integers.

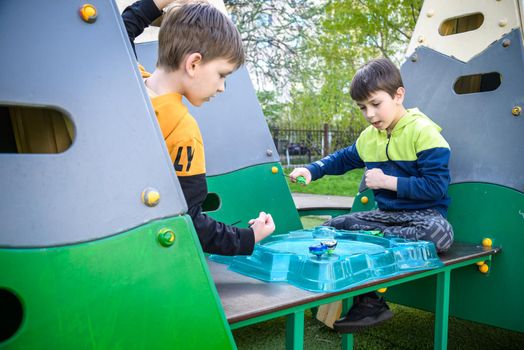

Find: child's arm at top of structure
<box><xmin>122</xmin><ymin>0</ymin><xmax>187</xmax><ymax>57</ymax></box>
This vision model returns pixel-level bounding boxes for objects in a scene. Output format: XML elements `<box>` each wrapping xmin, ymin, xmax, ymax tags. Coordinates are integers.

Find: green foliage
<box><xmin>287</xmin><ymin>0</ymin><xmax>422</xmax><ymax>129</ymax></box>
<box><xmin>256</xmin><ymin>90</ymin><xmax>288</xmax><ymax>128</ymax></box>
<box><xmin>224</xmin><ymin>0</ymin><xmax>322</xmax><ymax>92</ymax></box>
<box><xmin>229</xmin><ymin>0</ymin><xmax>423</xmax><ymax>129</ymax></box>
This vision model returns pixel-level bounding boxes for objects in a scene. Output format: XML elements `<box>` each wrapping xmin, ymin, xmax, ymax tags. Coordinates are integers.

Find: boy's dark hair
<box><xmin>157</xmin><ymin>2</ymin><xmax>245</xmax><ymax>71</ymax></box>
<box><xmin>350</xmin><ymin>58</ymin><xmax>404</xmax><ymax>102</ymax></box>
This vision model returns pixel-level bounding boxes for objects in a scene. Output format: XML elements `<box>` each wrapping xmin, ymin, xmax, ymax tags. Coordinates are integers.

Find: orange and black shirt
<box><xmin>139</xmin><ymin>66</ymin><xmax>255</xmax><ymax>255</ymax></box>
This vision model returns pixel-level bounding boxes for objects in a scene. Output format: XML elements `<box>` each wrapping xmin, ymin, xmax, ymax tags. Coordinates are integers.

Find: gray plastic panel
<box><xmin>136</xmin><ymin>42</ymin><xmax>279</xmax><ymax>176</ymax></box>
<box><xmin>0</xmin><ymin>0</ymin><xmax>187</xmax><ymax>247</ymax></box>
<box><xmin>401</xmin><ymin>29</ymin><xmax>524</xmax><ymax>192</ymax></box>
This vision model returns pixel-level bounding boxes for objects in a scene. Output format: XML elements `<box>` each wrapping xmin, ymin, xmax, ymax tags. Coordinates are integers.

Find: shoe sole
<box><xmin>333</xmin><ymin>310</ymin><xmax>394</xmax><ymax>334</ymax></box>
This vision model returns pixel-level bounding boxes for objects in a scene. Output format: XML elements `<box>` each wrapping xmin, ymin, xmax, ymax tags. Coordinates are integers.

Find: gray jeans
<box><xmin>324</xmin><ymin>208</ymin><xmax>454</xmax><ymax>252</ymax></box>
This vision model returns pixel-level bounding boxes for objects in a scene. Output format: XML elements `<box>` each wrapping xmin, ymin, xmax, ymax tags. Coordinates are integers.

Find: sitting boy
<box><xmin>122</xmin><ymin>0</ymin><xmax>275</xmax><ymax>255</ymax></box>
<box><xmin>290</xmin><ymin>58</ymin><xmax>454</xmax><ymax>333</ymax></box>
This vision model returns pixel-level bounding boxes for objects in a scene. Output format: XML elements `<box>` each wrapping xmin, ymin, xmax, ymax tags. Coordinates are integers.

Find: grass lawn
<box><xmin>233</xmin><ymin>305</ymin><xmax>524</xmax><ymax>349</ymax></box>
<box><xmin>284</xmin><ymin>168</ymin><xmax>364</xmax><ymax>196</ymax></box>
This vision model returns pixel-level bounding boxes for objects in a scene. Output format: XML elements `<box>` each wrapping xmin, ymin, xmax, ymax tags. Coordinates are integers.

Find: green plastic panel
<box><xmin>0</xmin><ymin>216</ymin><xmax>235</xmax><ymax>349</ymax></box>
<box><xmin>385</xmin><ymin>183</ymin><xmax>524</xmax><ymax>333</ymax></box>
<box><xmin>205</xmin><ymin>163</ymin><xmax>303</xmax><ymax>235</ymax></box>
<box><xmin>351</xmin><ymin>189</ymin><xmax>377</xmax><ymax>213</ymax></box>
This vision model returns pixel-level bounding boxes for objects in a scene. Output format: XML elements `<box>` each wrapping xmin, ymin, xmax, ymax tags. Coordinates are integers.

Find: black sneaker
<box><xmin>333</xmin><ymin>295</ymin><xmax>393</xmax><ymax>333</ymax></box>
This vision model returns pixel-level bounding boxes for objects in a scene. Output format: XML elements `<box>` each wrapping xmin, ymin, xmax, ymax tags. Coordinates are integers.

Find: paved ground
<box><xmin>291</xmin><ymin>193</ymin><xmax>354</xmax><ymax>210</ymax></box>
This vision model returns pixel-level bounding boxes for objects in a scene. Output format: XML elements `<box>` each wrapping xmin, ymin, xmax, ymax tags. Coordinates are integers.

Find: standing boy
<box><xmin>290</xmin><ymin>58</ymin><xmax>454</xmax><ymax>332</ymax></box>
<box><xmin>122</xmin><ymin>0</ymin><xmax>275</xmax><ymax>255</ymax></box>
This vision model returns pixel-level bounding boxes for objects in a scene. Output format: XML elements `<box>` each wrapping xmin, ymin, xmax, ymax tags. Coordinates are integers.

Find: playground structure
<box><xmin>0</xmin><ymin>0</ymin><xmax>523</xmax><ymax>349</ymax></box>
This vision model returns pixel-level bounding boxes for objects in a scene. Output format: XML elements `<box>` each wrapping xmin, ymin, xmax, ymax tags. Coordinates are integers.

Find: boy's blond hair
<box><xmin>157</xmin><ymin>2</ymin><xmax>245</xmax><ymax>71</ymax></box>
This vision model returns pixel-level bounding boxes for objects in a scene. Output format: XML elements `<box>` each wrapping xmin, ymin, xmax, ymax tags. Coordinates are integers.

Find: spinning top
<box><xmin>321</xmin><ymin>240</ymin><xmax>338</xmax><ymax>254</ymax></box>
<box><xmin>309</xmin><ymin>244</ymin><xmax>327</xmax><ymax>258</ymax></box>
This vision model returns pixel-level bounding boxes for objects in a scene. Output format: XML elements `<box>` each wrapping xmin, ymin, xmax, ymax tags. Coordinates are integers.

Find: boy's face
<box><xmin>356</xmin><ymin>88</ymin><xmax>405</xmax><ymax>133</ymax></box>
<box><xmin>185</xmin><ymin>56</ymin><xmax>236</xmax><ymax>107</ymax></box>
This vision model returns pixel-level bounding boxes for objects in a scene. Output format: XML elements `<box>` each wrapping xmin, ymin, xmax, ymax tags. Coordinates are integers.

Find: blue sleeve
<box><xmin>397</xmin><ymin>147</ymin><xmax>450</xmax><ymax>200</ymax></box>
<box><xmin>122</xmin><ymin>0</ymin><xmax>162</xmax><ymax>58</ymax></box>
<box><xmin>306</xmin><ymin>143</ymin><xmax>365</xmax><ymax>181</ymax></box>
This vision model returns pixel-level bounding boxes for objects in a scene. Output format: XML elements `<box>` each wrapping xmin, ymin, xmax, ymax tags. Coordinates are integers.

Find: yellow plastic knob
<box><xmin>271</xmin><ymin>166</ymin><xmax>278</xmax><ymax>174</ymax></box>
<box><xmin>141</xmin><ymin>187</ymin><xmax>160</xmax><ymax>207</ymax></box>
<box><xmin>361</xmin><ymin>196</ymin><xmax>369</xmax><ymax>204</ymax></box>
<box><xmin>80</xmin><ymin>4</ymin><xmax>97</xmax><ymax>23</ymax></box>
<box><xmin>482</xmin><ymin>238</ymin><xmax>492</xmax><ymax>247</ymax></box>
<box><xmin>377</xmin><ymin>287</ymin><xmax>387</xmax><ymax>293</ymax></box>
<box><xmin>478</xmin><ymin>263</ymin><xmax>489</xmax><ymax>274</ymax></box>
<box><xmin>476</xmin><ymin>261</ymin><xmax>485</xmax><ymax>266</ymax></box>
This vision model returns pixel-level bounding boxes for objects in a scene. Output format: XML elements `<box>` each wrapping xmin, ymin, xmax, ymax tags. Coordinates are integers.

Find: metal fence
<box><xmin>270</xmin><ymin>124</ymin><xmax>360</xmax><ymax>168</ymax></box>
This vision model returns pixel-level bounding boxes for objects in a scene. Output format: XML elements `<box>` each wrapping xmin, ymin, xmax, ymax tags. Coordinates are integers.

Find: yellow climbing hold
<box><xmin>479</xmin><ymin>263</ymin><xmax>489</xmax><ymax>274</ymax></box>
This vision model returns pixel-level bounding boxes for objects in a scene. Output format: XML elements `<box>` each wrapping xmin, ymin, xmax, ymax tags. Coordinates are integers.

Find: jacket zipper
<box><xmin>385</xmin><ymin>132</ymin><xmax>392</xmax><ymax>161</ymax></box>
<box><xmin>386</xmin><ymin>132</ymin><xmax>404</xmax><ymax>172</ymax></box>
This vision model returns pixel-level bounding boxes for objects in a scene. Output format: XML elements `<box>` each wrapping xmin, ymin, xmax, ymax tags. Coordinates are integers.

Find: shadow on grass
<box><xmin>233</xmin><ymin>306</ymin><xmax>524</xmax><ymax>350</ymax></box>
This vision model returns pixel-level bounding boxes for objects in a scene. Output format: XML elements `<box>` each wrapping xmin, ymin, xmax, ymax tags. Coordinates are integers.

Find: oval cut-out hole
<box><xmin>0</xmin><ymin>288</ymin><xmax>24</xmax><ymax>343</ymax></box>
<box><xmin>0</xmin><ymin>105</ymin><xmax>74</xmax><ymax>154</ymax></box>
<box><xmin>454</xmin><ymin>72</ymin><xmax>501</xmax><ymax>95</ymax></box>
<box><xmin>439</xmin><ymin>13</ymin><xmax>484</xmax><ymax>36</ymax></box>
<box><xmin>202</xmin><ymin>192</ymin><xmax>221</xmax><ymax>212</ymax></box>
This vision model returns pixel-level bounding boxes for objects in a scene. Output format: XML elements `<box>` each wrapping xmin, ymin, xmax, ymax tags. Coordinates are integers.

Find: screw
<box><xmin>141</xmin><ymin>187</ymin><xmax>160</xmax><ymax>207</ymax></box>
<box><xmin>158</xmin><ymin>228</ymin><xmax>176</xmax><ymax>247</ymax></box>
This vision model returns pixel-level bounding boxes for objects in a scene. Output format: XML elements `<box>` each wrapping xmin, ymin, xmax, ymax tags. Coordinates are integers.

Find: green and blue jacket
<box><xmin>306</xmin><ymin>108</ymin><xmax>451</xmax><ymax>216</ymax></box>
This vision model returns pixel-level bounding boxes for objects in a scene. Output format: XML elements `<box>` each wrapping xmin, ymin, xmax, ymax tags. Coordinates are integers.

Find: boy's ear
<box><xmin>395</xmin><ymin>87</ymin><xmax>405</xmax><ymax>104</ymax></box>
<box><xmin>185</xmin><ymin>52</ymin><xmax>202</xmax><ymax>77</ymax></box>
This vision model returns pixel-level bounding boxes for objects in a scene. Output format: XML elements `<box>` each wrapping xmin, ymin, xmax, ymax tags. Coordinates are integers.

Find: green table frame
<box><xmin>210</xmin><ymin>243</ymin><xmax>499</xmax><ymax>350</ymax></box>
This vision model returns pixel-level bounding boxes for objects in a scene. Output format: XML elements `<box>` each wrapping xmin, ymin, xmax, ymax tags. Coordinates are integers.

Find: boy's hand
<box><xmin>289</xmin><ymin>168</ymin><xmax>312</xmax><ymax>185</ymax></box>
<box><xmin>365</xmin><ymin>168</ymin><xmax>398</xmax><ymax>191</ymax></box>
<box><xmin>249</xmin><ymin>212</ymin><xmax>275</xmax><ymax>243</ymax></box>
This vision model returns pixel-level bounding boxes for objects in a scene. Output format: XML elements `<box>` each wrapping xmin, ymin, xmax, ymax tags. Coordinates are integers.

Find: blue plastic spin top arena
<box><xmin>211</xmin><ymin>226</ymin><xmax>444</xmax><ymax>292</ymax></box>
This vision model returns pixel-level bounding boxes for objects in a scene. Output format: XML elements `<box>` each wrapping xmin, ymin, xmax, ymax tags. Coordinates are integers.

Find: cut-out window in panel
<box><xmin>0</xmin><ymin>288</ymin><xmax>23</xmax><ymax>342</ymax></box>
<box><xmin>202</xmin><ymin>192</ymin><xmax>221</xmax><ymax>212</ymax></box>
<box><xmin>0</xmin><ymin>105</ymin><xmax>74</xmax><ymax>153</ymax></box>
<box><xmin>439</xmin><ymin>13</ymin><xmax>484</xmax><ymax>36</ymax></box>
<box><xmin>453</xmin><ymin>72</ymin><xmax>501</xmax><ymax>95</ymax></box>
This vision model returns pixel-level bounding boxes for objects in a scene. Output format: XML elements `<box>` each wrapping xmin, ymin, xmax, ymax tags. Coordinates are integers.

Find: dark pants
<box><xmin>323</xmin><ymin>208</ymin><xmax>454</xmax><ymax>252</ymax></box>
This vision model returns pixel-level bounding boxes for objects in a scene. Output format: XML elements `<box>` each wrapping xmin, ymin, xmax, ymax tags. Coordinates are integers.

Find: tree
<box><xmin>287</xmin><ymin>0</ymin><xmax>422</xmax><ymax>129</ymax></box>
<box><xmin>256</xmin><ymin>90</ymin><xmax>288</xmax><ymax>128</ymax></box>
<box><xmin>224</xmin><ymin>0</ymin><xmax>322</xmax><ymax>92</ymax></box>
<box><xmin>226</xmin><ymin>0</ymin><xmax>423</xmax><ymax>130</ymax></box>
